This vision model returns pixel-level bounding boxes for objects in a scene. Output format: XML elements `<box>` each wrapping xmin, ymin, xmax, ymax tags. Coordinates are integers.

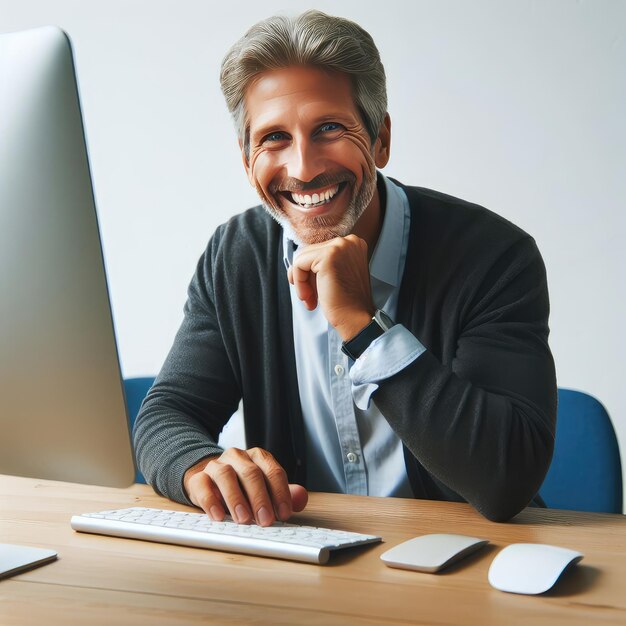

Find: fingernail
<box><xmin>256</xmin><ymin>506</ymin><xmax>273</xmax><ymax>527</ymax></box>
<box><xmin>209</xmin><ymin>505</ymin><xmax>223</xmax><ymax>521</ymax></box>
<box><xmin>278</xmin><ymin>502</ymin><xmax>291</xmax><ymax>521</ymax></box>
<box><xmin>235</xmin><ymin>504</ymin><xmax>249</xmax><ymax>524</ymax></box>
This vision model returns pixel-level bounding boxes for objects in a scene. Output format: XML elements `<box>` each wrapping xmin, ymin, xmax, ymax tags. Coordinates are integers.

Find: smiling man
<box><xmin>134</xmin><ymin>10</ymin><xmax>557</xmax><ymax>524</ymax></box>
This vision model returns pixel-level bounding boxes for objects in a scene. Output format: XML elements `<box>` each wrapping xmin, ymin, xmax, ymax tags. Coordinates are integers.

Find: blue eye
<box><xmin>319</xmin><ymin>122</ymin><xmax>341</xmax><ymax>133</ymax></box>
<box><xmin>264</xmin><ymin>132</ymin><xmax>287</xmax><ymax>142</ymax></box>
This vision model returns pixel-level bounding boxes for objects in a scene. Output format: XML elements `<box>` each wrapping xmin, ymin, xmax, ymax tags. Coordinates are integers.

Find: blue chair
<box><xmin>540</xmin><ymin>388</ymin><xmax>622</xmax><ymax>513</ymax></box>
<box><xmin>123</xmin><ymin>376</ymin><xmax>156</xmax><ymax>484</ymax></box>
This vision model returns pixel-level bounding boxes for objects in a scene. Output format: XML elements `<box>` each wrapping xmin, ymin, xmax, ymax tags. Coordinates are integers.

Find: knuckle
<box><xmin>250</xmin><ymin>447</ymin><xmax>275</xmax><ymax>464</ymax></box>
<box><xmin>265</xmin><ymin>465</ymin><xmax>288</xmax><ymax>484</ymax></box>
<box><xmin>210</xmin><ymin>463</ymin><xmax>235</xmax><ymax>481</ymax></box>
<box><xmin>221</xmin><ymin>447</ymin><xmax>245</xmax><ymax>460</ymax></box>
<box><xmin>327</xmin><ymin>245</ymin><xmax>342</xmax><ymax>262</ymax></box>
<box><xmin>239</xmin><ymin>464</ymin><xmax>263</xmax><ymax>483</ymax></box>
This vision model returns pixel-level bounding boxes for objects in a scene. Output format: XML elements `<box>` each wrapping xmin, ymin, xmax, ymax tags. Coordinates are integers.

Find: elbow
<box><xmin>475</xmin><ymin>497</ymin><xmax>527</xmax><ymax>523</ymax></box>
<box><xmin>472</xmin><ymin>466</ymin><xmax>551</xmax><ymax>523</ymax></box>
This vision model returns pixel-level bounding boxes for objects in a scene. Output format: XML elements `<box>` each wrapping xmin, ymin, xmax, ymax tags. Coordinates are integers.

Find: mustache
<box><xmin>270</xmin><ymin>171</ymin><xmax>355</xmax><ymax>194</ymax></box>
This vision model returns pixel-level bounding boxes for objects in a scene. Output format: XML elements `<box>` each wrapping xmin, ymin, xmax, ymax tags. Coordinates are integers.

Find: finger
<box><xmin>186</xmin><ymin>470</ymin><xmax>226</xmax><ymax>521</ymax></box>
<box><xmin>289</xmin><ymin>484</ymin><xmax>309</xmax><ymax>513</ymax></box>
<box><xmin>291</xmin><ymin>263</ymin><xmax>317</xmax><ymax>310</ymax></box>
<box><xmin>206</xmin><ymin>458</ymin><xmax>255</xmax><ymax>524</ymax></box>
<box><xmin>212</xmin><ymin>449</ymin><xmax>278</xmax><ymax>526</ymax></box>
<box><xmin>248</xmin><ymin>448</ymin><xmax>293</xmax><ymax>521</ymax></box>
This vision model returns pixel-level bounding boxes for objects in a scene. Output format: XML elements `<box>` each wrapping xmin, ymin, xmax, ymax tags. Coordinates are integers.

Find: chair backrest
<box><xmin>123</xmin><ymin>377</ymin><xmax>156</xmax><ymax>484</ymax></box>
<box><xmin>540</xmin><ymin>388</ymin><xmax>622</xmax><ymax>513</ymax></box>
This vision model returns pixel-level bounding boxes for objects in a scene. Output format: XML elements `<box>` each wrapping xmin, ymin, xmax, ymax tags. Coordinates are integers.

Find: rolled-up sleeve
<box><xmin>350</xmin><ymin>324</ymin><xmax>426</xmax><ymax>410</ymax></box>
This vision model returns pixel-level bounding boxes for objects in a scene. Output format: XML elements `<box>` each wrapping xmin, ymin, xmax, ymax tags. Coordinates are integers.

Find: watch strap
<box><xmin>341</xmin><ymin>310</ymin><xmax>395</xmax><ymax>361</ymax></box>
<box><xmin>341</xmin><ymin>318</ymin><xmax>385</xmax><ymax>361</ymax></box>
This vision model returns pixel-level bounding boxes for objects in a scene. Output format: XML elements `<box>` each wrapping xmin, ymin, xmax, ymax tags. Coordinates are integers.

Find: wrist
<box><xmin>341</xmin><ymin>309</ymin><xmax>395</xmax><ymax>361</ymax></box>
<box><xmin>183</xmin><ymin>455</ymin><xmax>218</xmax><ymax>494</ymax></box>
<box><xmin>336</xmin><ymin>310</ymin><xmax>375</xmax><ymax>342</ymax></box>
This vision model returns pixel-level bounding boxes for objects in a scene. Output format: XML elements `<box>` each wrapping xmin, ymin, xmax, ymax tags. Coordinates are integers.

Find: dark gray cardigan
<box><xmin>133</xmin><ymin>181</ymin><xmax>557</xmax><ymax>522</ymax></box>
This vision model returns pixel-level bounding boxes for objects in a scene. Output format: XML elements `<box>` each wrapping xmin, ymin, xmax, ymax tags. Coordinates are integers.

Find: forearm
<box><xmin>133</xmin><ymin>390</ymin><xmax>224</xmax><ymax>505</ymax></box>
<box><xmin>374</xmin><ymin>347</ymin><xmax>556</xmax><ymax>522</ymax></box>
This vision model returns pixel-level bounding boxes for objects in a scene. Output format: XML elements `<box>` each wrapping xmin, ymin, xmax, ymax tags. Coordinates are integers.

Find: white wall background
<box><xmin>2</xmin><ymin>0</ymin><xmax>625</xmax><ymax>505</ymax></box>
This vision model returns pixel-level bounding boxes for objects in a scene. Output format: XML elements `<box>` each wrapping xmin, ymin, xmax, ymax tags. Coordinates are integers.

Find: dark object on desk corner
<box><xmin>380</xmin><ymin>534</ymin><xmax>489</xmax><ymax>573</ymax></box>
<box><xmin>539</xmin><ymin>388</ymin><xmax>622</xmax><ymax>514</ymax></box>
<box><xmin>123</xmin><ymin>377</ymin><xmax>156</xmax><ymax>484</ymax></box>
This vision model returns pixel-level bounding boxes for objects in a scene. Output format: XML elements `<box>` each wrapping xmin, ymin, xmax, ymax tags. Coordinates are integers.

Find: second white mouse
<box><xmin>380</xmin><ymin>533</ymin><xmax>489</xmax><ymax>573</ymax></box>
<box><xmin>488</xmin><ymin>543</ymin><xmax>583</xmax><ymax>594</ymax></box>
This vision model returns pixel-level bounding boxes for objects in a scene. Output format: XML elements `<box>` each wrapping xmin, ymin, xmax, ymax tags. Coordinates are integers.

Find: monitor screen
<box><xmin>0</xmin><ymin>26</ymin><xmax>136</xmax><ymax>487</ymax></box>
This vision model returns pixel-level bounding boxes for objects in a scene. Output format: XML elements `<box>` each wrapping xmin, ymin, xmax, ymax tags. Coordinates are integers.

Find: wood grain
<box><xmin>1</xmin><ymin>474</ymin><xmax>625</xmax><ymax>625</ymax></box>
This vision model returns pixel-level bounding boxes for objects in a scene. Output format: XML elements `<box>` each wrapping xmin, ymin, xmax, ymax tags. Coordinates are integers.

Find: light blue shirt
<box><xmin>284</xmin><ymin>175</ymin><xmax>426</xmax><ymax>496</ymax></box>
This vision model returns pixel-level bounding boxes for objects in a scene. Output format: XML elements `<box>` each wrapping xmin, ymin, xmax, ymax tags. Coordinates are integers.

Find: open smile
<box><xmin>277</xmin><ymin>182</ymin><xmax>348</xmax><ymax>213</ymax></box>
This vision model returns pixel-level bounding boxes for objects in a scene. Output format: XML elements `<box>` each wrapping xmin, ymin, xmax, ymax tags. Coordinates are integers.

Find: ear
<box><xmin>239</xmin><ymin>137</ymin><xmax>254</xmax><ymax>186</ymax></box>
<box><xmin>373</xmin><ymin>113</ymin><xmax>391</xmax><ymax>168</ymax></box>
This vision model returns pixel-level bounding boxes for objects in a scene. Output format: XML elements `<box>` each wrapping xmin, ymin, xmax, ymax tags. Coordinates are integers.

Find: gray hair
<box><xmin>220</xmin><ymin>10</ymin><xmax>387</xmax><ymax>157</ymax></box>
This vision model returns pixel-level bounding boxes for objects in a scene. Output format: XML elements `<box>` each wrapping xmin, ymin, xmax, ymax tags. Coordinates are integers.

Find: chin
<box><xmin>265</xmin><ymin>207</ymin><xmax>356</xmax><ymax>246</ymax></box>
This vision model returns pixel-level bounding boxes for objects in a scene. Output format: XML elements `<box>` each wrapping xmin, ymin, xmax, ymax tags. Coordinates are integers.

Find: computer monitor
<box><xmin>0</xmin><ymin>26</ymin><xmax>136</xmax><ymax>487</ymax></box>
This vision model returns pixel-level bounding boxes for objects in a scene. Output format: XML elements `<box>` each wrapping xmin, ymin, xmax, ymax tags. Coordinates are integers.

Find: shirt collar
<box><xmin>368</xmin><ymin>174</ymin><xmax>408</xmax><ymax>288</ymax></box>
<box><xmin>282</xmin><ymin>173</ymin><xmax>408</xmax><ymax>289</ymax></box>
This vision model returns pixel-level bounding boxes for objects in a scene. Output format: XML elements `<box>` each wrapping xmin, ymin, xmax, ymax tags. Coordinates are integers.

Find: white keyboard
<box><xmin>70</xmin><ymin>507</ymin><xmax>382</xmax><ymax>565</ymax></box>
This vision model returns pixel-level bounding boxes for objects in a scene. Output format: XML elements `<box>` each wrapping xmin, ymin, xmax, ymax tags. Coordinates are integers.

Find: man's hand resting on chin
<box><xmin>183</xmin><ymin>447</ymin><xmax>308</xmax><ymax>526</ymax></box>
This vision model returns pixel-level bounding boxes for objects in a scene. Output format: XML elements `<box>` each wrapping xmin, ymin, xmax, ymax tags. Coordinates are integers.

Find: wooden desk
<box><xmin>1</xmin><ymin>474</ymin><xmax>625</xmax><ymax>625</ymax></box>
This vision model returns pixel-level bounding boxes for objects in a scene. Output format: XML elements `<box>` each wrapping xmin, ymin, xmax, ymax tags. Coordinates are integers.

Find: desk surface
<box><xmin>1</xmin><ymin>474</ymin><xmax>625</xmax><ymax>625</ymax></box>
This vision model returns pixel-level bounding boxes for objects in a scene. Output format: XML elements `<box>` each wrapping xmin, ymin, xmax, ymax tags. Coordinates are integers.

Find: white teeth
<box><xmin>290</xmin><ymin>184</ymin><xmax>340</xmax><ymax>208</ymax></box>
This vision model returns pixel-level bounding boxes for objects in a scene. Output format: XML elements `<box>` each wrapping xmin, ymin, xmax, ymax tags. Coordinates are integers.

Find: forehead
<box><xmin>244</xmin><ymin>65</ymin><xmax>358</xmax><ymax>130</ymax></box>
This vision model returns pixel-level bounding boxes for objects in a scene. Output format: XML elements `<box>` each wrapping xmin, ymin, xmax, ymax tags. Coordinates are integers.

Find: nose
<box><xmin>285</xmin><ymin>135</ymin><xmax>326</xmax><ymax>183</ymax></box>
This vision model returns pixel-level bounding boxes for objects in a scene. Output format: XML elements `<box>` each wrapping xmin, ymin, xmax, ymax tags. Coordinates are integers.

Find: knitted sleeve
<box><xmin>375</xmin><ymin>235</ymin><xmax>557</xmax><ymax>522</ymax></box>
<box><xmin>132</xmin><ymin>225</ymin><xmax>240</xmax><ymax>505</ymax></box>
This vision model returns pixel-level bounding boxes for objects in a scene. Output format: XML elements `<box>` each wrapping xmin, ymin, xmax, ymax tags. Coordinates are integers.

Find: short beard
<box><xmin>258</xmin><ymin>165</ymin><xmax>378</xmax><ymax>246</ymax></box>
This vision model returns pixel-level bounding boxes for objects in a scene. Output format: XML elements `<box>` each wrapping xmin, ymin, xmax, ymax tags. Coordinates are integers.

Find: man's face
<box><xmin>242</xmin><ymin>65</ymin><xmax>390</xmax><ymax>245</ymax></box>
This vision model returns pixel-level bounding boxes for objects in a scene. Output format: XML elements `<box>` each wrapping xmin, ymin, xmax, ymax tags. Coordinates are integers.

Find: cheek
<box><xmin>249</xmin><ymin>153</ymin><xmax>284</xmax><ymax>207</ymax></box>
<box><xmin>248</xmin><ymin>154</ymin><xmax>268</xmax><ymax>187</ymax></box>
<box><xmin>338</xmin><ymin>135</ymin><xmax>377</xmax><ymax>177</ymax></box>
<box><xmin>249</xmin><ymin>152</ymin><xmax>276</xmax><ymax>189</ymax></box>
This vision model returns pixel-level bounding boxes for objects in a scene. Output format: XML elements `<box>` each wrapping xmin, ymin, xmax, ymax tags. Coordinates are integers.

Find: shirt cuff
<box><xmin>350</xmin><ymin>324</ymin><xmax>426</xmax><ymax>410</ymax></box>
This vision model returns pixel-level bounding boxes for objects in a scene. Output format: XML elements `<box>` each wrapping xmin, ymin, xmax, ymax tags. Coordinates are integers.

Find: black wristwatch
<box><xmin>341</xmin><ymin>309</ymin><xmax>395</xmax><ymax>361</ymax></box>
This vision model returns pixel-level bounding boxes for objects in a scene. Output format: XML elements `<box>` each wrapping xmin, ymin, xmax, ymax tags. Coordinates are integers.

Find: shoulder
<box><xmin>211</xmin><ymin>205</ymin><xmax>280</xmax><ymax>254</ymax></box>
<box><xmin>188</xmin><ymin>205</ymin><xmax>280</xmax><ymax>304</ymax></box>
<box><xmin>199</xmin><ymin>205</ymin><xmax>284</xmax><ymax>277</ymax></box>
<box><xmin>392</xmin><ymin>179</ymin><xmax>530</xmax><ymax>244</ymax></box>
<box><xmin>389</xmin><ymin>179</ymin><xmax>538</xmax><ymax>271</ymax></box>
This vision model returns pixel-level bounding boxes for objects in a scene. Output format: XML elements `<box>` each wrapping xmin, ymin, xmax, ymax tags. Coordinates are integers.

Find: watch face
<box><xmin>374</xmin><ymin>309</ymin><xmax>394</xmax><ymax>331</ymax></box>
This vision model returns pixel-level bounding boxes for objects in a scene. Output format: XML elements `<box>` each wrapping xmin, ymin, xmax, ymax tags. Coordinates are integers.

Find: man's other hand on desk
<box><xmin>183</xmin><ymin>447</ymin><xmax>308</xmax><ymax>526</ymax></box>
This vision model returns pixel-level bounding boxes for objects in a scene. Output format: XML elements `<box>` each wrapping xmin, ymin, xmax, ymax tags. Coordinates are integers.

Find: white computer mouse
<box><xmin>488</xmin><ymin>543</ymin><xmax>583</xmax><ymax>594</ymax></box>
<box><xmin>380</xmin><ymin>533</ymin><xmax>489</xmax><ymax>573</ymax></box>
